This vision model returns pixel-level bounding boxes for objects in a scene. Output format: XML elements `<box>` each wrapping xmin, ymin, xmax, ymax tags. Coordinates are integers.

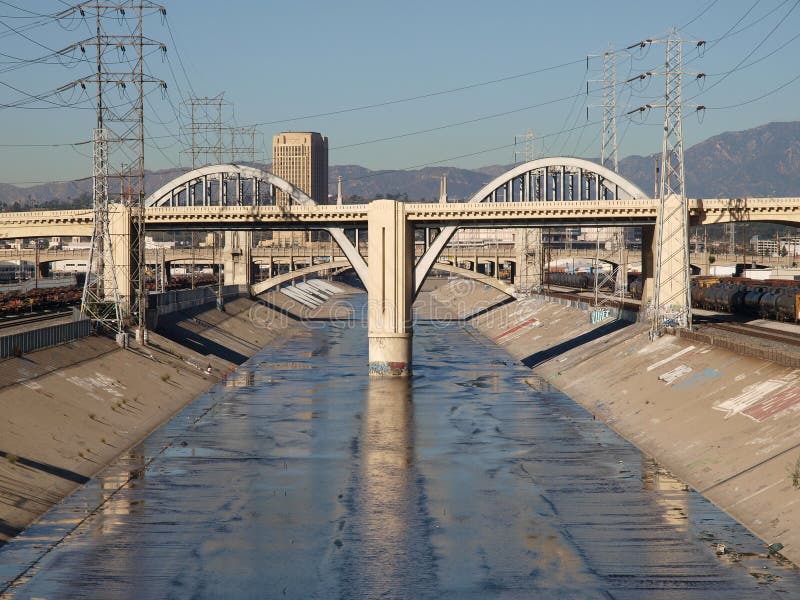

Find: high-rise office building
<box><xmin>272</xmin><ymin>132</ymin><xmax>328</xmax><ymax>206</ymax></box>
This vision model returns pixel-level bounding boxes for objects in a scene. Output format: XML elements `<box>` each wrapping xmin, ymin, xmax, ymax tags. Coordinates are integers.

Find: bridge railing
<box><xmin>0</xmin><ymin>317</ymin><xmax>91</xmax><ymax>359</ymax></box>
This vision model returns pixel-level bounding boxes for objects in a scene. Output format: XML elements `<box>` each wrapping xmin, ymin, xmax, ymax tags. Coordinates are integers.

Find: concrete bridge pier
<box><xmin>108</xmin><ymin>204</ymin><xmax>135</xmax><ymax>318</ymax></box>
<box><xmin>652</xmin><ymin>194</ymin><xmax>691</xmax><ymax>325</ymax></box>
<box><xmin>641</xmin><ymin>224</ymin><xmax>655</xmax><ymax>308</ymax></box>
<box><xmin>514</xmin><ymin>227</ymin><xmax>543</xmax><ymax>292</ymax></box>
<box><xmin>367</xmin><ymin>200</ymin><xmax>414</xmax><ymax>377</ymax></box>
<box><xmin>223</xmin><ymin>230</ymin><xmax>253</xmax><ymax>287</ymax></box>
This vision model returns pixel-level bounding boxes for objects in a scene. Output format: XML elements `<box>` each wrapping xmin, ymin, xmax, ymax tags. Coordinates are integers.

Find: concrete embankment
<box><xmin>458</xmin><ymin>289</ymin><xmax>800</xmax><ymax>564</ymax></box>
<box><xmin>0</xmin><ymin>285</ymin><xmax>355</xmax><ymax>545</ymax></box>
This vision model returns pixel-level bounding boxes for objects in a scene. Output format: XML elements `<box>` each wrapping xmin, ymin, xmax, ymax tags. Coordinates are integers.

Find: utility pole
<box><xmin>628</xmin><ymin>29</ymin><xmax>706</xmax><ymax>336</ymax></box>
<box><xmin>59</xmin><ymin>1</ymin><xmax>167</xmax><ymax>340</ymax></box>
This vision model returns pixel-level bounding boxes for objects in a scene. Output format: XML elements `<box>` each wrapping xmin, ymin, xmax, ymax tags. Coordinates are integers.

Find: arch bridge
<box><xmin>2</xmin><ymin>158</ymin><xmax>799</xmax><ymax>375</ymax></box>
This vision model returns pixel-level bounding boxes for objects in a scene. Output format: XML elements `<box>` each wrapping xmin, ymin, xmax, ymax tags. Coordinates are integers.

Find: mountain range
<box><xmin>2</xmin><ymin>121</ymin><xmax>800</xmax><ymax>209</ymax></box>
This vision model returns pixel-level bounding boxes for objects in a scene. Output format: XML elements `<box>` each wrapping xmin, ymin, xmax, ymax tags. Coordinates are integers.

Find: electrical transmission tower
<box><xmin>588</xmin><ymin>45</ymin><xmax>621</xmax><ymax>172</ymax></box>
<box><xmin>228</xmin><ymin>126</ymin><xmax>260</xmax><ymax>163</ymax></box>
<box><xmin>628</xmin><ymin>29</ymin><xmax>706</xmax><ymax>336</ymax></box>
<box><xmin>59</xmin><ymin>1</ymin><xmax>167</xmax><ymax>337</ymax></box>
<box><xmin>81</xmin><ymin>127</ymin><xmax>123</xmax><ymax>332</ymax></box>
<box><xmin>183</xmin><ymin>94</ymin><xmax>228</xmax><ymax>168</ymax></box>
<box><xmin>587</xmin><ymin>46</ymin><xmax>627</xmax><ymax>310</ymax></box>
<box><xmin>514</xmin><ymin>129</ymin><xmax>536</xmax><ymax>164</ymax></box>
<box><xmin>513</xmin><ymin>130</ymin><xmax>543</xmax><ymax>293</ymax></box>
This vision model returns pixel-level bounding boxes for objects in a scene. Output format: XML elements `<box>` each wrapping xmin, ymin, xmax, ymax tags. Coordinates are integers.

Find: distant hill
<box><xmin>332</xmin><ymin>122</ymin><xmax>800</xmax><ymax>202</ymax></box>
<box><xmin>2</xmin><ymin>121</ymin><xmax>800</xmax><ymax>208</ymax></box>
<box><xmin>619</xmin><ymin>122</ymin><xmax>800</xmax><ymax>199</ymax></box>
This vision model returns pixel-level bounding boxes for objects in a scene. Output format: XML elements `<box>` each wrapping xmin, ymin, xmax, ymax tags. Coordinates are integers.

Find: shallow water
<box><xmin>1</xmin><ymin>296</ymin><xmax>798</xmax><ymax>599</ymax></box>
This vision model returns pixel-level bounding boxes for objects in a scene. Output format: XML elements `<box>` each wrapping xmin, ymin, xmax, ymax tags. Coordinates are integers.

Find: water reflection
<box><xmin>94</xmin><ymin>449</ymin><xmax>147</xmax><ymax>537</ymax></box>
<box><xmin>341</xmin><ymin>377</ymin><xmax>437</xmax><ymax>598</ymax></box>
<box><xmin>224</xmin><ymin>370</ymin><xmax>255</xmax><ymax>388</ymax></box>
<box><xmin>642</xmin><ymin>456</ymin><xmax>691</xmax><ymax>530</ymax></box>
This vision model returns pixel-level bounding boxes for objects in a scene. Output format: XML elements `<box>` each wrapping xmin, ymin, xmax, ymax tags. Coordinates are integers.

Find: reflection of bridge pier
<box><xmin>345</xmin><ymin>376</ymin><xmax>435</xmax><ymax>594</ymax></box>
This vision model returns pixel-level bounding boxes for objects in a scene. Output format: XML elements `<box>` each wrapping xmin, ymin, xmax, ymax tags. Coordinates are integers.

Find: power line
<box><xmin>250</xmin><ymin>58</ymin><xmax>586</xmax><ymax>127</ymax></box>
<box><xmin>329</xmin><ymin>90</ymin><xmax>586</xmax><ymax>152</ymax></box>
<box><xmin>689</xmin><ymin>0</ymin><xmax>800</xmax><ymax>102</ymax></box>
<box><xmin>706</xmin><ymin>68</ymin><xmax>800</xmax><ymax>110</ymax></box>
<box><xmin>680</xmin><ymin>0</ymin><xmax>719</xmax><ymax>29</ymax></box>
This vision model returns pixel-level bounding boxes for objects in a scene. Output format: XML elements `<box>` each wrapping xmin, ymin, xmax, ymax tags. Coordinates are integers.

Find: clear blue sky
<box><xmin>1</xmin><ymin>0</ymin><xmax>799</xmax><ymax>185</ymax></box>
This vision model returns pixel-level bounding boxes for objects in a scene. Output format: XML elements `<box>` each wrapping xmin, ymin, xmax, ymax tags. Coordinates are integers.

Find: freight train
<box><xmin>628</xmin><ymin>277</ymin><xmax>800</xmax><ymax>322</ymax></box>
<box><xmin>0</xmin><ymin>275</ymin><xmax>222</xmax><ymax>317</ymax></box>
<box><xmin>0</xmin><ymin>286</ymin><xmax>82</xmax><ymax>316</ymax></box>
<box><xmin>143</xmin><ymin>273</ymin><xmax>218</xmax><ymax>292</ymax></box>
<box><xmin>545</xmin><ymin>271</ymin><xmax>617</xmax><ymax>292</ymax></box>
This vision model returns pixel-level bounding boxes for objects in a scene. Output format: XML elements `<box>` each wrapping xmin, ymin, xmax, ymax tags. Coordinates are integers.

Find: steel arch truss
<box><xmin>145</xmin><ymin>164</ymin><xmax>367</xmax><ymax>284</ymax></box>
<box><xmin>414</xmin><ymin>157</ymin><xmax>649</xmax><ymax>293</ymax></box>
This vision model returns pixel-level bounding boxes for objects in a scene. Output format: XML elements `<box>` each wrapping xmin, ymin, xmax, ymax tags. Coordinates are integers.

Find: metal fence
<box><xmin>533</xmin><ymin>294</ymin><xmax>641</xmax><ymax>324</ymax></box>
<box><xmin>672</xmin><ymin>328</ymin><xmax>800</xmax><ymax>369</ymax></box>
<box><xmin>0</xmin><ymin>318</ymin><xmax>91</xmax><ymax>358</ymax></box>
<box><xmin>147</xmin><ymin>285</ymin><xmax>248</xmax><ymax>318</ymax></box>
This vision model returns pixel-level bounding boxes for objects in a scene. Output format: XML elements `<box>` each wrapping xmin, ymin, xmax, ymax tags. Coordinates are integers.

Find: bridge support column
<box><xmin>368</xmin><ymin>200</ymin><xmax>414</xmax><ymax>377</ymax></box>
<box><xmin>108</xmin><ymin>204</ymin><xmax>134</xmax><ymax>318</ymax></box>
<box><xmin>641</xmin><ymin>224</ymin><xmax>655</xmax><ymax>308</ymax></box>
<box><xmin>223</xmin><ymin>230</ymin><xmax>253</xmax><ymax>287</ymax></box>
<box><xmin>652</xmin><ymin>193</ymin><xmax>691</xmax><ymax>328</ymax></box>
<box><xmin>514</xmin><ymin>227</ymin><xmax>542</xmax><ymax>292</ymax></box>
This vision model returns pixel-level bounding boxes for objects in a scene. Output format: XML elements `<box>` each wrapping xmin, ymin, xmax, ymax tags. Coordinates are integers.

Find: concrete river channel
<box><xmin>1</xmin><ymin>294</ymin><xmax>799</xmax><ymax>599</ymax></box>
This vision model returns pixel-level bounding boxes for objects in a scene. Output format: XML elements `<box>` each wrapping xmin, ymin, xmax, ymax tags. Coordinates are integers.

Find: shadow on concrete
<box><xmin>0</xmin><ymin>450</ymin><xmax>90</xmax><ymax>485</ymax></box>
<box><xmin>692</xmin><ymin>312</ymin><xmax>759</xmax><ymax>325</ymax></box>
<box><xmin>0</xmin><ymin>520</ymin><xmax>22</xmax><ymax>542</ymax></box>
<box><xmin>155</xmin><ymin>303</ymin><xmax>252</xmax><ymax>364</ymax></box>
<box><xmin>157</xmin><ymin>321</ymin><xmax>250</xmax><ymax>364</ymax></box>
<box><xmin>414</xmin><ymin>296</ymin><xmax>514</xmax><ymax>323</ymax></box>
<box><xmin>521</xmin><ymin>318</ymin><xmax>633</xmax><ymax>369</ymax></box>
<box><xmin>465</xmin><ymin>296</ymin><xmax>516</xmax><ymax>321</ymax></box>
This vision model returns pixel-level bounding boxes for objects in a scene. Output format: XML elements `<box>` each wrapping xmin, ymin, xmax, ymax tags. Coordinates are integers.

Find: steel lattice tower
<box><xmin>81</xmin><ymin>127</ymin><xmax>124</xmax><ymax>331</ymax></box>
<box><xmin>651</xmin><ymin>29</ymin><xmax>693</xmax><ymax>336</ymax></box>
<box><xmin>184</xmin><ymin>94</ymin><xmax>227</xmax><ymax>168</ymax></box>
<box><xmin>513</xmin><ymin>129</ymin><xmax>542</xmax><ymax>293</ymax></box>
<box><xmin>59</xmin><ymin>1</ymin><xmax>167</xmax><ymax>336</ymax></box>
<box><xmin>601</xmin><ymin>46</ymin><xmax>618</xmax><ymax>173</ymax></box>
<box><xmin>229</xmin><ymin>126</ymin><xmax>259</xmax><ymax>163</ymax></box>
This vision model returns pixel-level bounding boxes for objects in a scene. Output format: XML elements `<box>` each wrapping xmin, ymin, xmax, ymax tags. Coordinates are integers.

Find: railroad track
<box><xmin>0</xmin><ymin>310</ymin><xmax>73</xmax><ymax>331</ymax></box>
<box><xmin>540</xmin><ymin>286</ymin><xmax>642</xmax><ymax>312</ymax></box>
<box><xmin>706</xmin><ymin>322</ymin><xmax>800</xmax><ymax>347</ymax></box>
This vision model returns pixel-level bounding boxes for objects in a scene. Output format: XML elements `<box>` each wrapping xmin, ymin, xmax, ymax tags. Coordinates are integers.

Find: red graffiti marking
<box><xmin>493</xmin><ymin>316</ymin><xmax>540</xmax><ymax>342</ymax></box>
<box><xmin>743</xmin><ymin>387</ymin><xmax>800</xmax><ymax>422</ymax></box>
